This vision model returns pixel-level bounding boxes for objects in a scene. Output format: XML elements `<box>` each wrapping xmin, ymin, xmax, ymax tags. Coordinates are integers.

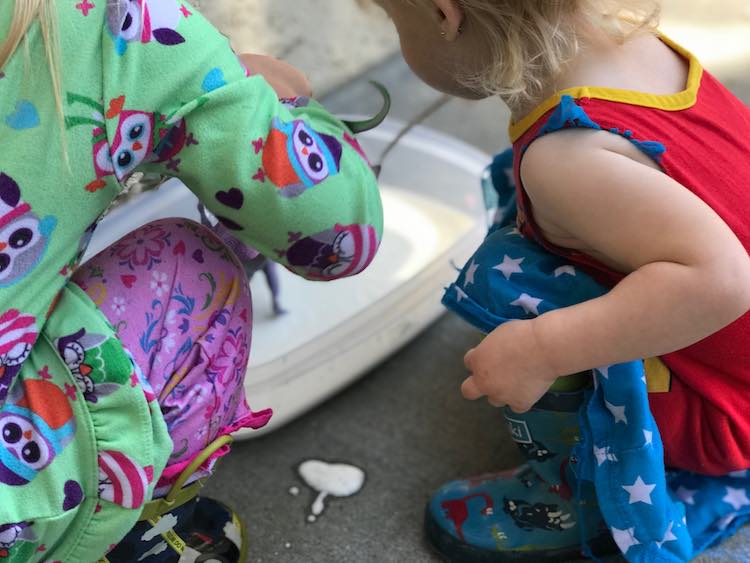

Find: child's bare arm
<box><xmin>462</xmin><ymin>129</ymin><xmax>750</xmax><ymax>411</ymax></box>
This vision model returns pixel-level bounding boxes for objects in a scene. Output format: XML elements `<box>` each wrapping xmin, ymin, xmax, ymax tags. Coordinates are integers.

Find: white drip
<box><xmin>297</xmin><ymin>459</ymin><xmax>366</xmax><ymax>522</ymax></box>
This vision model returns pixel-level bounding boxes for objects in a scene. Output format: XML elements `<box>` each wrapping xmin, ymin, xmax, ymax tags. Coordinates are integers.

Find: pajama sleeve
<box><xmin>101</xmin><ymin>2</ymin><xmax>382</xmax><ymax>281</ymax></box>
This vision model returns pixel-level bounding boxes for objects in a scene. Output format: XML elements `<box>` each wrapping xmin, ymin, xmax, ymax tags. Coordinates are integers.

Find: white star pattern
<box><xmin>505</xmin><ymin>227</ymin><xmax>521</xmax><ymax>237</ymax></box>
<box><xmin>455</xmin><ymin>286</ymin><xmax>468</xmax><ymax>302</ymax></box>
<box><xmin>611</xmin><ymin>526</ymin><xmax>640</xmax><ymax>554</ymax></box>
<box><xmin>605</xmin><ymin>400</ymin><xmax>628</xmax><ymax>424</ymax></box>
<box><xmin>493</xmin><ymin>255</ymin><xmax>525</xmax><ymax>280</ymax></box>
<box><xmin>509</xmin><ymin>293</ymin><xmax>543</xmax><ymax>316</ymax></box>
<box><xmin>441</xmin><ymin>220</ymin><xmax>750</xmax><ymax>545</ymax></box>
<box><xmin>554</xmin><ymin>265</ymin><xmax>576</xmax><ymax>277</ymax></box>
<box><xmin>722</xmin><ymin>487</ymin><xmax>750</xmax><ymax>511</ymax></box>
<box><xmin>464</xmin><ymin>260</ymin><xmax>480</xmax><ymax>287</ymax></box>
<box><xmin>622</xmin><ymin>476</ymin><xmax>656</xmax><ymax>505</ymax></box>
<box><xmin>594</xmin><ymin>445</ymin><xmax>618</xmax><ymax>466</ymax></box>
<box><xmin>656</xmin><ymin>521</ymin><xmax>678</xmax><ymax>548</ymax></box>
<box><xmin>676</xmin><ymin>486</ymin><xmax>697</xmax><ymax>505</ymax></box>
<box><xmin>643</xmin><ymin>429</ymin><xmax>653</xmax><ymax>446</ymax></box>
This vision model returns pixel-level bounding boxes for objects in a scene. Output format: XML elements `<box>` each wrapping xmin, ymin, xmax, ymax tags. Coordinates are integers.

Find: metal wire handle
<box><xmin>372</xmin><ymin>93</ymin><xmax>452</xmax><ymax>177</ymax></box>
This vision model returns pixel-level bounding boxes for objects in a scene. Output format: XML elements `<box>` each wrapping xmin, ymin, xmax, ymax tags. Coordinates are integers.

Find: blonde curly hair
<box><xmin>370</xmin><ymin>0</ymin><xmax>661</xmax><ymax>112</ymax></box>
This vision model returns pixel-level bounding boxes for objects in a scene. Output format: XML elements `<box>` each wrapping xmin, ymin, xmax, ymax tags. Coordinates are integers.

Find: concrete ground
<box><xmin>197</xmin><ymin>0</ymin><xmax>397</xmax><ymax>95</ymax></box>
<box><xmin>202</xmin><ymin>5</ymin><xmax>750</xmax><ymax>562</ymax></box>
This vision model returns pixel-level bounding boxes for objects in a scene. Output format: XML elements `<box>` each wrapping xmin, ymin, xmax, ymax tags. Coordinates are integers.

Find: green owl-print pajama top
<box><xmin>0</xmin><ymin>1</ymin><xmax>383</xmax><ymax>561</ymax></box>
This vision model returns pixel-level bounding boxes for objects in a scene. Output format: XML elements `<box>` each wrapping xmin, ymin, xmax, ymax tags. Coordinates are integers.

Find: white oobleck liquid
<box><xmin>297</xmin><ymin>459</ymin><xmax>366</xmax><ymax>523</ymax></box>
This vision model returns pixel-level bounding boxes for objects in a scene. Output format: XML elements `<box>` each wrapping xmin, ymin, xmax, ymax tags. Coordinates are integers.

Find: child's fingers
<box><xmin>239</xmin><ymin>53</ymin><xmax>313</xmax><ymax>98</ymax></box>
<box><xmin>461</xmin><ymin>376</ymin><xmax>484</xmax><ymax>400</ymax></box>
<box><xmin>463</xmin><ymin>348</ymin><xmax>489</xmax><ymax>400</ymax></box>
<box><xmin>463</xmin><ymin>347</ymin><xmax>475</xmax><ymax>371</ymax></box>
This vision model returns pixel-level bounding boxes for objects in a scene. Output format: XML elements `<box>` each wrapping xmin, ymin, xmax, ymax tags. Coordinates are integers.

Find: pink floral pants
<box><xmin>72</xmin><ymin>218</ymin><xmax>271</xmax><ymax>489</ymax></box>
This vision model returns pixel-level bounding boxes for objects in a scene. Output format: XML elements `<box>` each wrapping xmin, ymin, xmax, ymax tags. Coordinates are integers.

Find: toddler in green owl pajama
<box><xmin>0</xmin><ymin>1</ymin><xmax>382</xmax><ymax>561</ymax></box>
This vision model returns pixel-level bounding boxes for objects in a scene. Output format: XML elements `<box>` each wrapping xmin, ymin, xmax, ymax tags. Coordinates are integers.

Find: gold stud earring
<box><xmin>442</xmin><ymin>26</ymin><xmax>463</xmax><ymax>38</ymax></box>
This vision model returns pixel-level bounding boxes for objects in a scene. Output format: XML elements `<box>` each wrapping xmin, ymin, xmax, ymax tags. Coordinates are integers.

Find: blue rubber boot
<box><xmin>424</xmin><ymin>390</ymin><xmax>617</xmax><ymax>562</ymax></box>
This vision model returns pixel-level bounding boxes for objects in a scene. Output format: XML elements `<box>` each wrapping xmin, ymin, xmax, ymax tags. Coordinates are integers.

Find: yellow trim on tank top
<box><xmin>644</xmin><ymin>357</ymin><xmax>672</xmax><ymax>393</ymax></box>
<box><xmin>508</xmin><ymin>35</ymin><xmax>704</xmax><ymax>143</ymax></box>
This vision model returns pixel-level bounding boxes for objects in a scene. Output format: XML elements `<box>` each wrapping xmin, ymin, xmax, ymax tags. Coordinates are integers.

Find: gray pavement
<box><xmin>204</xmin><ymin>40</ymin><xmax>750</xmax><ymax>563</ymax></box>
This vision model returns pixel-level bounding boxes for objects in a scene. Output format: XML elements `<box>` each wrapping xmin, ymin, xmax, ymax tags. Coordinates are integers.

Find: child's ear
<box><xmin>432</xmin><ymin>0</ymin><xmax>465</xmax><ymax>41</ymax></box>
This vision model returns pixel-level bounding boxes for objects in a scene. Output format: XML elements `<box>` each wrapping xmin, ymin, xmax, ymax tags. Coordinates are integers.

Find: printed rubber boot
<box><xmin>424</xmin><ymin>389</ymin><xmax>618</xmax><ymax>562</ymax></box>
<box><xmin>102</xmin><ymin>435</ymin><xmax>252</xmax><ymax>562</ymax></box>
<box><xmin>104</xmin><ymin>496</ymin><xmax>247</xmax><ymax>563</ymax></box>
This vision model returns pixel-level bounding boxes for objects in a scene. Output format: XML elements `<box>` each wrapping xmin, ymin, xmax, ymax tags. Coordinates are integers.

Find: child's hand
<box><xmin>239</xmin><ymin>54</ymin><xmax>312</xmax><ymax>99</ymax></box>
<box><xmin>461</xmin><ymin>320</ymin><xmax>559</xmax><ymax>413</ymax></box>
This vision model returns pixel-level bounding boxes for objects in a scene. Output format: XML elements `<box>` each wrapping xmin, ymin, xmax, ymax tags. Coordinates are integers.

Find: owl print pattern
<box><xmin>0</xmin><ymin>174</ymin><xmax>57</xmax><ymax>288</ymax></box>
<box><xmin>0</xmin><ymin>309</ymin><xmax>37</xmax><ymax>403</ymax></box>
<box><xmin>0</xmin><ymin>380</ymin><xmax>76</xmax><ymax>486</ymax></box>
<box><xmin>107</xmin><ymin>0</ymin><xmax>187</xmax><ymax>55</ymax></box>
<box><xmin>262</xmin><ymin>117</ymin><xmax>343</xmax><ymax>198</ymax></box>
<box><xmin>0</xmin><ymin>0</ymin><xmax>382</xmax><ymax>553</ymax></box>
<box><xmin>65</xmin><ymin>93</ymin><xmax>187</xmax><ymax>192</ymax></box>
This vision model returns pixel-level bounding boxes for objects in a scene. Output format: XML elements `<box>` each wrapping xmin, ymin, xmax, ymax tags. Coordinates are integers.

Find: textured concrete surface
<box><xmin>206</xmin><ymin>314</ymin><xmax>502</xmax><ymax>563</ymax></box>
<box><xmin>201</xmin><ymin>2</ymin><xmax>750</xmax><ymax>562</ymax></box>
<box><xmin>197</xmin><ymin>0</ymin><xmax>398</xmax><ymax>95</ymax></box>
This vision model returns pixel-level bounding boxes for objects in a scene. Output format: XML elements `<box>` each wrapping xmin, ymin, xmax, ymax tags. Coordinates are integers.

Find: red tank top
<box><xmin>510</xmin><ymin>37</ymin><xmax>750</xmax><ymax>474</ymax></box>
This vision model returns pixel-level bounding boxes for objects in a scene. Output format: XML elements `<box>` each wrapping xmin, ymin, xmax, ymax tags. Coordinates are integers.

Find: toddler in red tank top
<box><xmin>370</xmin><ymin>0</ymin><xmax>750</xmax><ymax>560</ymax></box>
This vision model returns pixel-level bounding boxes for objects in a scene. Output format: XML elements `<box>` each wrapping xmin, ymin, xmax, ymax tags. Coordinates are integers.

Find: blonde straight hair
<box><xmin>1</xmin><ymin>0</ymin><xmax>66</xmax><ymax>159</ymax></box>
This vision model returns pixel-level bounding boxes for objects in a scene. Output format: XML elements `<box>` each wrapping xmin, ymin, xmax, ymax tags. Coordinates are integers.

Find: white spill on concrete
<box><xmin>297</xmin><ymin>459</ymin><xmax>366</xmax><ymax>522</ymax></box>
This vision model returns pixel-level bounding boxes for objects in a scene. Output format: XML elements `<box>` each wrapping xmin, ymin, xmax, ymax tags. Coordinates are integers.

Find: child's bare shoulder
<box><xmin>521</xmin><ymin>127</ymin><xmax>659</xmax><ymax>191</ymax></box>
<box><xmin>518</xmin><ymin>127</ymin><xmax>685</xmax><ymax>271</ymax></box>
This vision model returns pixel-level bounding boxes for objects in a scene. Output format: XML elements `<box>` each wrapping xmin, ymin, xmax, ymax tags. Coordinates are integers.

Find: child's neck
<box><xmin>512</xmin><ymin>26</ymin><xmax>690</xmax><ymax>122</ymax></box>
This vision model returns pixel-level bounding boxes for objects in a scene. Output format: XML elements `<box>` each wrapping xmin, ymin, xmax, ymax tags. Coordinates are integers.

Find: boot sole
<box><xmin>424</xmin><ymin>503</ymin><xmax>619</xmax><ymax>563</ymax></box>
